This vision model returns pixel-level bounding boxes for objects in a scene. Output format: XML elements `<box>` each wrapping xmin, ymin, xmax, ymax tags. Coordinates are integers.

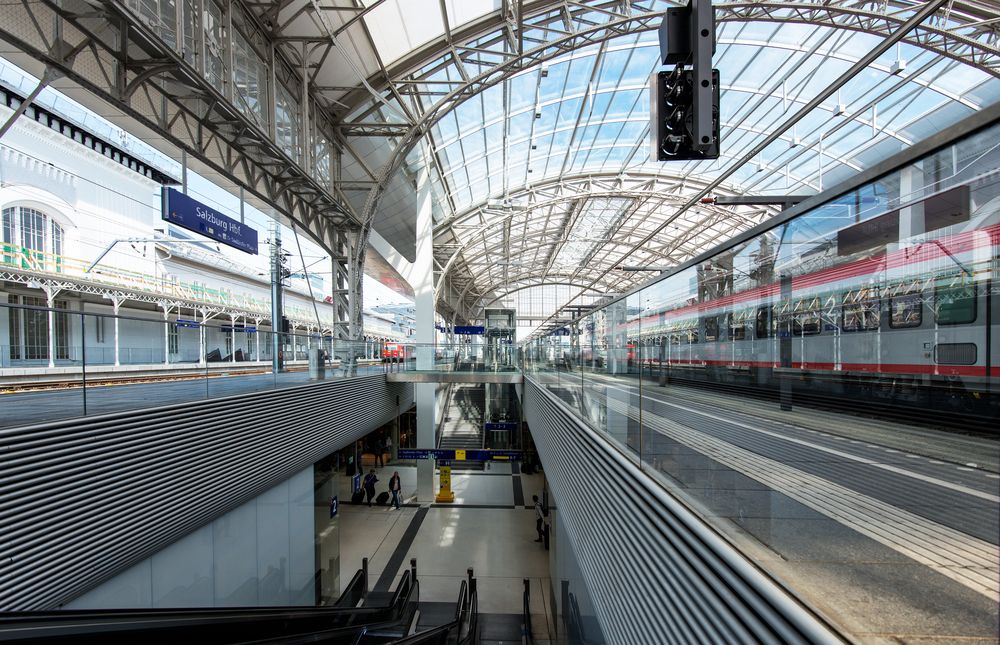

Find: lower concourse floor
<box><xmin>336</xmin><ymin>461</ymin><xmax>557</xmax><ymax>644</ymax></box>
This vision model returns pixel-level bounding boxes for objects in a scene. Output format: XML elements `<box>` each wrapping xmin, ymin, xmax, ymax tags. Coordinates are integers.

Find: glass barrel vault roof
<box><xmin>267</xmin><ymin>1</ymin><xmax>1000</xmax><ymax>334</ymax></box>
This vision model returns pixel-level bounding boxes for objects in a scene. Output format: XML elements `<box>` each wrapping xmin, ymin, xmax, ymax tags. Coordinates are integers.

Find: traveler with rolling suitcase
<box><xmin>363</xmin><ymin>469</ymin><xmax>379</xmax><ymax>507</ymax></box>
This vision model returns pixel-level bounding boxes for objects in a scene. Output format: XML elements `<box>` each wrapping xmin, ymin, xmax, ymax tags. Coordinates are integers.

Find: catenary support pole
<box><xmin>162</xmin><ymin>306</ymin><xmax>170</xmax><ymax>366</ymax></box>
<box><xmin>46</xmin><ymin>290</ymin><xmax>56</xmax><ymax>369</ymax></box>
<box><xmin>271</xmin><ymin>221</ymin><xmax>284</xmax><ymax>374</ymax></box>
<box><xmin>112</xmin><ymin>298</ymin><xmax>121</xmax><ymax>367</ymax></box>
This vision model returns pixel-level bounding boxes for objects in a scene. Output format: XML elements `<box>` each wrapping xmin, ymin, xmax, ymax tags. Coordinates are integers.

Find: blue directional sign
<box><xmin>329</xmin><ymin>495</ymin><xmax>338</xmax><ymax>518</ymax></box>
<box><xmin>398</xmin><ymin>448</ymin><xmax>523</xmax><ymax>461</ymax></box>
<box><xmin>455</xmin><ymin>325</ymin><xmax>485</xmax><ymax>335</ymax></box>
<box><xmin>485</xmin><ymin>422</ymin><xmax>518</xmax><ymax>431</ymax></box>
<box><xmin>162</xmin><ymin>187</ymin><xmax>259</xmax><ymax>254</ymax></box>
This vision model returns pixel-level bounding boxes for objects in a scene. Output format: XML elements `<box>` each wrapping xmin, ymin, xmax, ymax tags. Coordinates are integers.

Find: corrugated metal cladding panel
<box><xmin>521</xmin><ymin>379</ymin><xmax>840</xmax><ymax>645</ymax></box>
<box><xmin>0</xmin><ymin>375</ymin><xmax>413</xmax><ymax>610</ymax></box>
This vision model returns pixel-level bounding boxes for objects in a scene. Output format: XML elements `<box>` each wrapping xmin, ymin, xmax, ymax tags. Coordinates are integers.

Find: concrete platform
<box><xmin>530</xmin><ymin>370</ymin><xmax>1000</xmax><ymax>643</ymax></box>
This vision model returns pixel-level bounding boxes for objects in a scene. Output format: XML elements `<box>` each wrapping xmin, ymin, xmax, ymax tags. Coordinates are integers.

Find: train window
<box><xmin>729</xmin><ymin>313</ymin><xmax>747</xmax><ymax>341</ymax></box>
<box><xmin>889</xmin><ymin>294</ymin><xmax>922</xmax><ymax>328</ymax></box>
<box><xmin>842</xmin><ymin>288</ymin><xmax>880</xmax><ymax>332</ymax></box>
<box><xmin>755</xmin><ymin>306</ymin><xmax>771</xmax><ymax>339</ymax></box>
<box><xmin>775</xmin><ymin>310</ymin><xmax>796</xmax><ymax>337</ymax></box>
<box><xmin>703</xmin><ymin>316</ymin><xmax>719</xmax><ymax>341</ymax></box>
<box><xmin>935</xmin><ymin>281</ymin><xmax>976</xmax><ymax>325</ymax></box>
<box><xmin>796</xmin><ymin>298</ymin><xmax>821</xmax><ymax>336</ymax></box>
<box><xmin>796</xmin><ymin>312</ymin><xmax>821</xmax><ymax>336</ymax></box>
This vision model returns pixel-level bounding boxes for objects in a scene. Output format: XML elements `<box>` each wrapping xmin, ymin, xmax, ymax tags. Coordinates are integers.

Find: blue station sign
<box><xmin>397</xmin><ymin>448</ymin><xmax>523</xmax><ymax>462</ymax></box>
<box><xmin>455</xmin><ymin>325</ymin><xmax>485</xmax><ymax>335</ymax></box>
<box><xmin>162</xmin><ymin>188</ymin><xmax>259</xmax><ymax>255</ymax></box>
<box><xmin>485</xmin><ymin>422</ymin><xmax>519</xmax><ymax>431</ymax></box>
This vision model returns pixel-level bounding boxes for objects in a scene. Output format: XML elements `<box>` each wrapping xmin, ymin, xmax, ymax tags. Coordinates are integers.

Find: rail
<box><xmin>0</xmin><ymin>561</ymin><xmax>420</xmax><ymax>643</ymax></box>
<box><xmin>521</xmin><ymin>578</ymin><xmax>533</xmax><ymax>645</ymax></box>
<box><xmin>394</xmin><ymin>568</ymin><xmax>480</xmax><ymax>645</ymax></box>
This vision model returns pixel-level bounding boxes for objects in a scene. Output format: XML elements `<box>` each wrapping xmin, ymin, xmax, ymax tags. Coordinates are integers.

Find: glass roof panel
<box><xmin>399</xmin><ymin>5</ymin><xmax>1000</xmax><ymax>327</ymax></box>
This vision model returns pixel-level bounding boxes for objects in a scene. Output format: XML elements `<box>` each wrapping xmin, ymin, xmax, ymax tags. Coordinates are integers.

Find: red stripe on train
<box><xmin>653</xmin><ymin>358</ymin><xmax>986</xmax><ymax>377</ymax></box>
<box><xmin>631</xmin><ymin>222</ymin><xmax>1000</xmax><ymax>327</ymax></box>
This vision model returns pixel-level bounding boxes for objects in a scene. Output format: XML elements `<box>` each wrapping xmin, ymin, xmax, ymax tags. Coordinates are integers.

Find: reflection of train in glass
<box><xmin>569</xmin><ymin>125</ymin><xmax>999</xmax><ymax>424</ymax></box>
<box><xmin>382</xmin><ymin>342</ymin><xmax>402</xmax><ymax>363</ymax></box>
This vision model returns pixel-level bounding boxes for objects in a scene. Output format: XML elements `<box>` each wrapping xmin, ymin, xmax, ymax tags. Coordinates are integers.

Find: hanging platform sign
<box><xmin>398</xmin><ymin>448</ymin><xmax>523</xmax><ymax>462</ymax></box>
<box><xmin>162</xmin><ymin>187</ymin><xmax>258</xmax><ymax>254</ymax></box>
<box><xmin>485</xmin><ymin>422</ymin><xmax>518</xmax><ymax>431</ymax></box>
<box><xmin>454</xmin><ymin>326</ymin><xmax>485</xmax><ymax>335</ymax></box>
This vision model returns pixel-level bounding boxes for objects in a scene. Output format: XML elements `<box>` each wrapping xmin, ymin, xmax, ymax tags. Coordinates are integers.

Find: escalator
<box><xmin>0</xmin><ymin>560</ymin><xmax>479</xmax><ymax>644</ymax></box>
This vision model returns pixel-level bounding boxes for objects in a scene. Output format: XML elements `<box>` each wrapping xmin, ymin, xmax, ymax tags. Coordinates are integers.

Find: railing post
<box><xmin>410</xmin><ymin>557</ymin><xmax>417</xmax><ymax>582</ymax></box>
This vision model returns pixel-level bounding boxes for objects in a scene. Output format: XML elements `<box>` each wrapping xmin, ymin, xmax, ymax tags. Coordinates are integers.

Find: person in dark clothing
<box><xmin>389</xmin><ymin>471</ymin><xmax>402</xmax><ymax>509</ymax></box>
<box><xmin>533</xmin><ymin>495</ymin><xmax>545</xmax><ymax>542</ymax></box>
<box><xmin>375</xmin><ymin>436</ymin><xmax>385</xmax><ymax>467</ymax></box>
<box><xmin>363</xmin><ymin>469</ymin><xmax>378</xmax><ymax>507</ymax></box>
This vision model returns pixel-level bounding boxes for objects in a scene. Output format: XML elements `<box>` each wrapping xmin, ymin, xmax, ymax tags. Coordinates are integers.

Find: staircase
<box><xmin>438</xmin><ymin>384</ymin><xmax>485</xmax><ymax>471</ymax></box>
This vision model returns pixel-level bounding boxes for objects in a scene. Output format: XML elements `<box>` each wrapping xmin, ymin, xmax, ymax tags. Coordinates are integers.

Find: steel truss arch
<box><xmin>340</xmin><ymin>0</ymin><xmax>999</xmax><ymax>121</ymax></box>
<box><xmin>474</xmin><ymin>280</ymin><xmax>609</xmax><ymax>315</ymax></box>
<box><xmin>433</xmin><ymin>171</ymin><xmax>774</xmax><ymax>310</ymax></box>
<box><xmin>348</xmin><ymin>0</ymin><xmax>997</xmax><ymax>337</ymax></box>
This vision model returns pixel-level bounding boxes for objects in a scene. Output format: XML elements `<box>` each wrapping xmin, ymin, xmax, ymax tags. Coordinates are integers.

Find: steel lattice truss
<box><xmin>298</xmin><ymin>0</ymin><xmax>997</xmax><ymax>335</ymax></box>
<box><xmin>433</xmin><ymin>172</ymin><xmax>775</xmax><ymax>324</ymax></box>
<box><xmin>1</xmin><ymin>0</ymin><xmax>997</xmax><ymax>337</ymax></box>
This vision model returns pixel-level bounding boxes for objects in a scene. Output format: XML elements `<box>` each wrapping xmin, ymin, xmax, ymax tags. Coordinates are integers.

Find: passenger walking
<box><xmin>375</xmin><ymin>436</ymin><xmax>385</xmax><ymax>468</ymax></box>
<box><xmin>363</xmin><ymin>469</ymin><xmax>378</xmax><ymax>507</ymax></box>
<box><xmin>389</xmin><ymin>471</ymin><xmax>402</xmax><ymax>509</ymax></box>
<box><xmin>385</xmin><ymin>434</ymin><xmax>393</xmax><ymax>462</ymax></box>
<box><xmin>533</xmin><ymin>495</ymin><xmax>545</xmax><ymax>543</ymax></box>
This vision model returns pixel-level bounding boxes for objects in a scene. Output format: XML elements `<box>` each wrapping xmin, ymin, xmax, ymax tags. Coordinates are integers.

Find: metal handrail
<box><xmin>521</xmin><ymin>578</ymin><xmax>533</xmax><ymax>645</ymax></box>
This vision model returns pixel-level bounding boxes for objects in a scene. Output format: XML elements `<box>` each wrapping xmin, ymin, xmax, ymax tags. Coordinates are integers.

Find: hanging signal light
<box><xmin>650</xmin><ymin>0</ymin><xmax>720</xmax><ymax>161</ymax></box>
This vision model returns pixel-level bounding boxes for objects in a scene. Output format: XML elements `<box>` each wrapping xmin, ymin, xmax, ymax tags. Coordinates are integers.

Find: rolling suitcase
<box><xmin>351</xmin><ymin>490</ymin><xmax>365</xmax><ymax>504</ymax></box>
<box><xmin>376</xmin><ymin>491</ymin><xmax>390</xmax><ymax>506</ymax></box>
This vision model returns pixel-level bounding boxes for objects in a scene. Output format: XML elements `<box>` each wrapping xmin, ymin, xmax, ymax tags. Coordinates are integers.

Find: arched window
<box><xmin>1</xmin><ymin>206</ymin><xmax>65</xmax><ymax>272</ymax></box>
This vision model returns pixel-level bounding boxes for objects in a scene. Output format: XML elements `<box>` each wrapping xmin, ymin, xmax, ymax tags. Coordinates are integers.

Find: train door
<box><xmin>932</xmin><ymin>271</ymin><xmax>987</xmax><ymax>413</ymax></box>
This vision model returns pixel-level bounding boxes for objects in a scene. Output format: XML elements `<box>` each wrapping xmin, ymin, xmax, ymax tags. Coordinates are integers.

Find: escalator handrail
<box><xmin>460</xmin><ymin>590</ymin><xmax>479</xmax><ymax>645</ymax></box>
<box><xmin>387</xmin><ymin>570</ymin><xmax>416</xmax><ymax>620</ymax></box>
<box><xmin>521</xmin><ymin>578</ymin><xmax>533</xmax><ymax>645</ymax></box>
<box><xmin>0</xmin><ymin>571</ymin><xmax>419</xmax><ymax>642</ymax></box>
<box><xmin>334</xmin><ymin>569</ymin><xmax>367</xmax><ymax>608</ymax></box>
<box><xmin>453</xmin><ymin>580</ymin><xmax>469</xmax><ymax>622</ymax></box>
<box><xmin>391</xmin><ymin>622</ymin><xmax>453</xmax><ymax>645</ymax></box>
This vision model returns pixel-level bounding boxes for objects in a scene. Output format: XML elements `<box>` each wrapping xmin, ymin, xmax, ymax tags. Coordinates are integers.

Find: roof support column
<box><xmin>413</xmin><ymin>166</ymin><xmax>436</xmax><ymax>502</ymax></box>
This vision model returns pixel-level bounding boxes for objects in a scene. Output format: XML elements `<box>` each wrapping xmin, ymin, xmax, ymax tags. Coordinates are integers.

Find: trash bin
<box><xmin>309</xmin><ymin>347</ymin><xmax>325</xmax><ymax>380</ymax></box>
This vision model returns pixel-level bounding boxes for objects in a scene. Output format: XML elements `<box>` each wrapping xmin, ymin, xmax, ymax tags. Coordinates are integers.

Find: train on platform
<box><xmin>568</xmin><ymin>127</ymin><xmax>999</xmax><ymax>426</ymax></box>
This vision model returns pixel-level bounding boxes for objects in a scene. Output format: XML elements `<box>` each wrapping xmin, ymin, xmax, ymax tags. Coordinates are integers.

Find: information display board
<box><xmin>485</xmin><ymin>422</ymin><xmax>519</xmax><ymax>431</ymax></box>
<box><xmin>162</xmin><ymin>187</ymin><xmax>259</xmax><ymax>254</ymax></box>
<box><xmin>397</xmin><ymin>448</ymin><xmax>523</xmax><ymax>461</ymax></box>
